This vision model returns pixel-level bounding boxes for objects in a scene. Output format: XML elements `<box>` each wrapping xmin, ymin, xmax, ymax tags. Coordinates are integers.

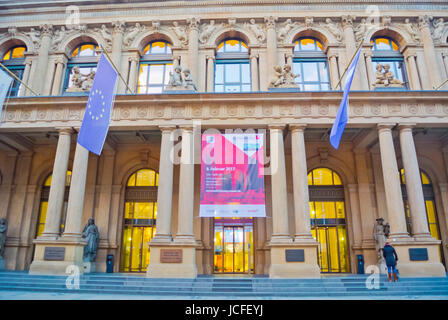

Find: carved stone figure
<box><xmin>124</xmin><ymin>23</ymin><xmax>144</xmax><ymax>47</ymax></box>
<box><xmin>168</xmin><ymin>65</ymin><xmax>183</xmax><ymax>87</ymax></box>
<box><xmin>246</xmin><ymin>19</ymin><xmax>265</xmax><ymax>43</ymax></box>
<box><xmin>199</xmin><ymin>20</ymin><xmax>217</xmax><ymax>44</ymax></box>
<box><xmin>372</xmin><ymin>64</ymin><xmax>404</xmax><ymax>88</ymax></box>
<box><xmin>166</xmin><ymin>65</ymin><xmax>198</xmax><ymax>92</ymax></box>
<box><xmin>403</xmin><ymin>18</ymin><xmax>421</xmax><ymax>42</ymax></box>
<box><xmin>97</xmin><ymin>24</ymin><xmax>112</xmax><ymax>45</ymax></box>
<box><xmin>51</xmin><ymin>26</ymin><xmax>66</xmax><ymax>51</ymax></box>
<box><xmin>373</xmin><ymin>218</ymin><xmax>388</xmax><ymax>259</ymax></box>
<box><xmin>0</xmin><ymin>218</ymin><xmax>7</xmax><ymax>259</ymax></box>
<box><xmin>182</xmin><ymin>68</ymin><xmax>198</xmax><ymax>91</ymax></box>
<box><xmin>269</xmin><ymin>64</ymin><xmax>299</xmax><ymax>88</ymax></box>
<box><xmin>82</xmin><ymin>70</ymin><xmax>95</xmax><ymax>91</ymax></box>
<box><xmin>305</xmin><ymin>17</ymin><xmax>313</xmax><ymax>29</ymax></box>
<box><xmin>28</xmin><ymin>27</ymin><xmax>41</xmax><ymax>48</ymax></box>
<box><xmin>171</xmin><ymin>21</ymin><xmax>188</xmax><ymax>45</ymax></box>
<box><xmin>325</xmin><ymin>18</ymin><xmax>343</xmax><ymax>42</ymax></box>
<box><xmin>82</xmin><ymin>218</ymin><xmax>99</xmax><ymax>262</ymax></box>
<box><xmin>66</xmin><ymin>67</ymin><xmax>96</xmax><ymax>93</ymax></box>
<box><xmin>277</xmin><ymin>19</ymin><xmax>296</xmax><ymax>42</ymax></box>
<box><xmin>432</xmin><ymin>18</ymin><xmax>446</xmax><ymax>42</ymax></box>
<box><xmin>354</xmin><ymin>18</ymin><xmax>368</xmax><ymax>42</ymax></box>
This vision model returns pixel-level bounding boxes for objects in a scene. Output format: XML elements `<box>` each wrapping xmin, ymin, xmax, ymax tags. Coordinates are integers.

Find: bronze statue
<box><xmin>82</xmin><ymin>218</ymin><xmax>99</xmax><ymax>262</ymax></box>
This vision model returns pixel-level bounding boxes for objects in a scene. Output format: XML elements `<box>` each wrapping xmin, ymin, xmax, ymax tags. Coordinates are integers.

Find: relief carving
<box><xmin>277</xmin><ymin>19</ymin><xmax>297</xmax><ymax>43</ymax></box>
<box><xmin>372</xmin><ymin>64</ymin><xmax>405</xmax><ymax>88</ymax></box>
<box><xmin>245</xmin><ymin>19</ymin><xmax>266</xmax><ymax>43</ymax></box>
<box><xmin>65</xmin><ymin>66</ymin><xmax>95</xmax><ymax>93</ymax></box>
<box><xmin>269</xmin><ymin>64</ymin><xmax>299</xmax><ymax>88</ymax></box>
<box><xmin>171</xmin><ymin>21</ymin><xmax>188</xmax><ymax>45</ymax></box>
<box><xmin>324</xmin><ymin>18</ymin><xmax>343</xmax><ymax>42</ymax></box>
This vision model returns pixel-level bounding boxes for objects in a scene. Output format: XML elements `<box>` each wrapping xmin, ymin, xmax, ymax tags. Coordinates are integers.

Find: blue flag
<box><xmin>329</xmin><ymin>48</ymin><xmax>362</xmax><ymax>150</ymax></box>
<box><xmin>77</xmin><ymin>54</ymin><xmax>118</xmax><ymax>155</ymax></box>
<box><xmin>0</xmin><ymin>67</ymin><xmax>13</xmax><ymax>123</ymax></box>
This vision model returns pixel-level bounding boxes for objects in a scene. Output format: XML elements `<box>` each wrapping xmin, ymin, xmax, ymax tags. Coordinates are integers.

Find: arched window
<box><xmin>371</xmin><ymin>37</ymin><xmax>408</xmax><ymax>89</ymax></box>
<box><xmin>63</xmin><ymin>43</ymin><xmax>99</xmax><ymax>93</ymax></box>
<box><xmin>138</xmin><ymin>41</ymin><xmax>173</xmax><ymax>94</ymax></box>
<box><xmin>214</xmin><ymin>39</ymin><xmax>251</xmax><ymax>93</ymax></box>
<box><xmin>308</xmin><ymin>168</ymin><xmax>349</xmax><ymax>273</ymax></box>
<box><xmin>293</xmin><ymin>38</ymin><xmax>330</xmax><ymax>91</ymax></box>
<box><xmin>1</xmin><ymin>46</ymin><xmax>26</xmax><ymax>97</ymax></box>
<box><xmin>121</xmin><ymin>169</ymin><xmax>159</xmax><ymax>272</ymax></box>
<box><xmin>400</xmin><ymin>169</ymin><xmax>444</xmax><ymax>263</ymax></box>
<box><xmin>36</xmin><ymin>170</ymin><xmax>72</xmax><ymax>237</ymax></box>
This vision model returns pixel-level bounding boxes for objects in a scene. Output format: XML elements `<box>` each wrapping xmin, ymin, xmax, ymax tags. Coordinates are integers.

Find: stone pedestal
<box><xmin>390</xmin><ymin>239</ymin><xmax>446</xmax><ymax>277</ymax></box>
<box><xmin>377</xmin><ymin>257</ymin><xmax>387</xmax><ymax>274</ymax></box>
<box><xmin>29</xmin><ymin>239</ymin><xmax>86</xmax><ymax>275</ymax></box>
<box><xmin>268</xmin><ymin>87</ymin><xmax>300</xmax><ymax>93</ymax></box>
<box><xmin>268</xmin><ymin>243</ymin><xmax>321</xmax><ymax>278</ymax></box>
<box><xmin>146</xmin><ymin>242</ymin><xmax>197</xmax><ymax>278</ymax></box>
<box><xmin>83</xmin><ymin>261</ymin><xmax>96</xmax><ymax>273</ymax></box>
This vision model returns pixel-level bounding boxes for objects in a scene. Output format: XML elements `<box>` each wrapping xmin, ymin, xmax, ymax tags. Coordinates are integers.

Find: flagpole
<box><xmin>99</xmin><ymin>45</ymin><xmax>135</xmax><ymax>94</ymax></box>
<box><xmin>0</xmin><ymin>62</ymin><xmax>39</xmax><ymax>96</ymax></box>
<box><xmin>334</xmin><ymin>38</ymin><xmax>365</xmax><ymax>90</ymax></box>
<box><xmin>434</xmin><ymin>78</ymin><xmax>448</xmax><ymax>90</ymax></box>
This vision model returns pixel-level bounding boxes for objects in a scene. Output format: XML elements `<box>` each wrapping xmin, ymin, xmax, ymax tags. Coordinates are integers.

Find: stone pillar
<box><xmin>31</xmin><ymin>24</ymin><xmax>52</xmax><ymax>94</ymax></box>
<box><xmin>328</xmin><ymin>53</ymin><xmax>340</xmax><ymax>90</ymax></box>
<box><xmin>51</xmin><ymin>57</ymin><xmax>66</xmax><ymax>96</ymax></box>
<box><xmin>18</xmin><ymin>60</ymin><xmax>31</xmax><ymax>96</ymax></box>
<box><xmin>0</xmin><ymin>152</ymin><xmax>18</xmax><ymax>220</ymax></box>
<box><xmin>347</xmin><ymin>184</ymin><xmax>363</xmax><ymax>248</ymax></box>
<box><xmin>443</xmin><ymin>53</ymin><xmax>448</xmax><ymax>79</ymax></box>
<box><xmin>250</xmin><ymin>53</ymin><xmax>259</xmax><ymax>92</ymax></box>
<box><xmin>127</xmin><ymin>56</ymin><xmax>139</xmax><ymax>94</ymax></box>
<box><xmin>438</xmin><ymin>182</ymin><xmax>448</xmax><ymax>241</ymax></box>
<box><xmin>404</xmin><ymin>51</ymin><xmax>421</xmax><ymax>90</ymax></box>
<box><xmin>418</xmin><ymin>16</ymin><xmax>443</xmax><ymax>88</ymax></box>
<box><xmin>377</xmin><ymin>123</ymin><xmax>409</xmax><ymax>240</ymax></box>
<box><xmin>206</xmin><ymin>55</ymin><xmax>215</xmax><ymax>92</ymax></box>
<box><xmin>290</xmin><ymin>125</ymin><xmax>314</xmax><ymax>242</ymax></box>
<box><xmin>341</xmin><ymin>16</ymin><xmax>363</xmax><ymax>90</ymax></box>
<box><xmin>265</xmin><ymin>16</ymin><xmax>278</xmax><ymax>87</ymax></box>
<box><xmin>398</xmin><ymin>124</ymin><xmax>432</xmax><ymax>239</ymax></box>
<box><xmin>39</xmin><ymin>128</ymin><xmax>72</xmax><ymax>240</ymax></box>
<box><xmin>364</xmin><ymin>51</ymin><xmax>374</xmax><ymax>90</ymax></box>
<box><xmin>187</xmin><ymin>18</ymin><xmax>200</xmax><ymax>81</ymax></box>
<box><xmin>111</xmin><ymin>21</ymin><xmax>125</xmax><ymax>94</ymax></box>
<box><xmin>151</xmin><ymin>126</ymin><xmax>176</xmax><ymax>243</ymax></box>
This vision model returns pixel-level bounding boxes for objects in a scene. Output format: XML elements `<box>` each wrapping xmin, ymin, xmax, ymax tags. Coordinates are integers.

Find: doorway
<box><xmin>213</xmin><ymin>218</ymin><xmax>254</xmax><ymax>274</ymax></box>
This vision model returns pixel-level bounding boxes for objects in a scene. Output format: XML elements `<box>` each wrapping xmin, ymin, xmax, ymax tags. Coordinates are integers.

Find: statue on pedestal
<box><xmin>165</xmin><ymin>65</ymin><xmax>198</xmax><ymax>92</ymax></box>
<box><xmin>82</xmin><ymin>218</ymin><xmax>99</xmax><ymax>263</ymax></box>
<box><xmin>0</xmin><ymin>218</ymin><xmax>7</xmax><ymax>270</ymax></box>
<box><xmin>373</xmin><ymin>217</ymin><xmax>390</xmax><ymax>273</ymax></box>
<box><xmin>268</xmin><ymin>64</ymin><xmax>299</xmax><ymax>89</ymax></box>
<box><xmin>66</xmin><ymin>67</ymin><xmax>96</xmax><ymax>93</ymax></box>
<box><xmin>372</xmin><ymin>64</ymin><xmax>404</xmax><ymax>88</ymax></box>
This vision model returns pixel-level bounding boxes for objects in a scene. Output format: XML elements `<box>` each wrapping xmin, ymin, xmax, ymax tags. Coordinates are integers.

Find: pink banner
<box><xmin>200</xmin><ymin>133</ymin><xmax>266</xmax><ymax>217</ymax></box>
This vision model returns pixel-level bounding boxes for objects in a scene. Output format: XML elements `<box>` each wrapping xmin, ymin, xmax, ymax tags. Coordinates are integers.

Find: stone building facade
<box><xmin>0</xmin><ymin>0</ymin><xmax>447</xmax><ymax>278</ymax></box>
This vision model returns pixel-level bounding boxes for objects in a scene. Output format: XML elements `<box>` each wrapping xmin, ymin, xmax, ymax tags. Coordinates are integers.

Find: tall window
<box><xmin>121</xmin><ymin>169</ymin><xmax>159</xmax><ymax>272</ymax></box>
<box><xmin>214</xmin><ymin>39</ymin><xmax>251</xmax><ymax>93</ymax></box>
<box><xmin>1</xmin><ymin>46</ymin><xmax>26</xmax><ymax>97</ymax></box>
<box><xmin>36</xmin><ymin>171</ymin><xmax>72</xmax><ymax>237</ymax></box>
<box><xmin>138</xmin><ymin>41</ymin><xmax>173</xmax><ymax>94</ymax></box>
<box><xmin>400</xmin><ymin>169</ymin><xmax>444</xmax><ymax>263</ymax></box>
<box><xmin>293</xmin><ymin>38</ymin><xmax>330</xmax><ymax>91</ymax></box>
<box><xmin>308</xmin><ymin>168</ymin><xmax>349</xmax><ymax>273</ymax></box>
<box><xmin>371</xmin><ymin>37</ymin><xmax>407</xmax><ymax>88</ymax></box>
<box><xmin>63</xmin><ymin>43</ymin><xmax>98</xmax><ymax>92</ymax></box>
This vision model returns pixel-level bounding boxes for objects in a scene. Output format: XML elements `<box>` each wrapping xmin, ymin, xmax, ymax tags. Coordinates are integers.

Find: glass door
<box><xmin>214</xmin><ymin>218</ymin><xmax>254</xmax><ymax>274</ymax></box>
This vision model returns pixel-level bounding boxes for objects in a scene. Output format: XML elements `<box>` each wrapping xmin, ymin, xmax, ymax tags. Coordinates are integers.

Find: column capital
<box><xmin>341</xmin><ymin>15</ymin><xmax>355</xmax><ymax>29</ymax></box>
<box><xmin>289</xmin><ymin>124</ymin><xmax>307</xmax><ymax>133</ymax></box>
<box><xmin>55</xmin><ymin>127</ymin><xmax>74</xmax><ymax>135</ymax></box>
<box><xmin>179</xmin><ymin>125</ymin><xmax>194</xmax><ymax>132</ymax></box>
<box><xmin>377</xmin><ymin>122</ymin><xmax>396</xmax><ymax>131</ymax></box>
<box><xmin>158</xmin><ymin>125</ymin><xmax>176</xmax><ymax>133</ymax></box>
<box><xmin>264</xmin><ymin>16</ymin><xmax>278</xmax><ymax>30</ymax></box>
<box><xmin>268</xmin><ymin>123</ymin><xmax>286</xmax><ymax>131</ymax></box>
<box><xmin>397</xmin><ymin>123</ymin><xmax>417</xmax><ymax>131</ymax></box>
<box><xmin>206</xmin><ymin>55</ymin><xmax>215</xmax><ymax>61</ymax></box>
<box><xmin>250</xmin><ymin>53</ymin><xmax>259</xmax><ymax>60</ymax></box>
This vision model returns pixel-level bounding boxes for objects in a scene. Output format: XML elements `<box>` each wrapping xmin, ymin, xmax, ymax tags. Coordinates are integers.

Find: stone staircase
<box><xmin>0</xmin><ymin>271</ymin><xmax>447</xmax><ymax>298</ymax></box>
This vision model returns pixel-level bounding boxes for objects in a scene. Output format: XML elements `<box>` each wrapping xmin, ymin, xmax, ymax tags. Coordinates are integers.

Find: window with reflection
<box><xmin>138</xmin><ymin>41</ymin><xmax>173</xmax><ymax>94</ymax></box>
<box><xmin>215</xmin><ymin>39</ymin><xmax>251</xmax><ymax>93</ymax></box>
<box><xmin>1</xmin><ymin>46</ymin><xmax>26</xmax><ymax>97</ymax></box>
<box><xmin>308</xmin><ymin>168</ymin><xmax>349</xmax><ymax>273</ymax></box>
<box><xmin>371</xmin><ymin>37</ymin><xmax>408</xmax><ymax>89</ymax></box>
<box><xmin>293</xmin><ymin>38</ymin><xmax>330</xmax><ymax>91</ymax></box>
<box><xmin>400</xmin><ymin>169</ymin><xmax>444</xmax><ymax>263</ymax></box>
<box><xmin>64</xmin><ymin>43</ymin><xmax>98</xmax><ymax>93</ymax></box>
<box><xmin>36</xmin><ymin>171</ymin><xmax>72</xmax><ymax>237</ymax></box>
<box><xmin>121</xmin><ymin>169</ymin><xmax>159</xmax><ymax>272</ymax></box>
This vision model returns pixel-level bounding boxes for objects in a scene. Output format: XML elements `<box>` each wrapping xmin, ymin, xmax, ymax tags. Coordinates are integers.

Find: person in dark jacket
<box><xmin>382</xmin><ymin>242</ymin><xmax>399</xmax><ymax>282</ymax></box>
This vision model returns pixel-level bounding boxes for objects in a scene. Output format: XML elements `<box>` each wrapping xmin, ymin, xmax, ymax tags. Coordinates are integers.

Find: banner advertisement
<box><xmin>200</xmin><ymin>133</ymin><xmax>266</xmax><ymax>217</ymax></box>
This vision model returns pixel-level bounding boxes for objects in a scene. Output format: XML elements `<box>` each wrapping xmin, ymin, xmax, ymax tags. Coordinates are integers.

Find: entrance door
<box><xmin>313</xmin><ymin>225</ymin><xmax>349</xmax><ymax>273</ymax></box>
<box><xmin>214</xmin><ymin>218</ymin><xmax>253</xmax><ymax>274</ymax></box>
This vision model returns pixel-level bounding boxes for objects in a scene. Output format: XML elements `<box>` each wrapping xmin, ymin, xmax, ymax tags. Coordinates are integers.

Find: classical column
<box><xmin>398</xmin><ymin>124</ymin><xmax>432</xmax><ymax>239</ymax></box>
<box><xmin>404</xmin><ymin>51</ymin><xmax>421</xmax><ymax>90</ymax></box>
<box><xmin>18</xmin><ymin>60</ymin><xmax>31</xmax><ymax>96</ymax></box>
<box><xmin>31</xmin><ymin>24</ymin><xmax>53</xmax><ymax>94</ymax></box>
<box><xmin>60</xmin><ymin>143</ymin><xmax>89</xmax><ymax>240</ymax></box>
<box><xmin>111</xmin><ymin>21</ymin><xmax>125</xmax><ymax>94</ymax></box>
<box><xmin>443</xmin><ymin>53</ymin><xmax>448</xmax><ymax>79</ymax></box>
<box><xmin>151</xmin><ymin>126</ymin><xmax>176</xmax><ymax>243</ymax></box>
<box><xmin>364</xmin><ymin>51</ymin><xmax>374</xmax><ymax>90</ymax></box>
<box><xmin>377</xmin><ymin>124</ymin><xmax>409</xmax><ymax>240</ymax></box>
<box><xmin>328</xmin><ymin>53</ymin><xmax>340</xmax><ymax>90</ymax></box>
<box><xmin>127</xmin><ymin>56</ymin><xmax>139</xmax><ymax>94</ymax></box>
<box><xmin>285</xmin><ymin>53</ymin><xmax>293</xmax><ymax>66</ymax></box>
<box><xmin>40</xmin><ymin>128</ymin><xmax>72</xmax><ymax>239</ymax></box>
<box><xmin>250</xmin><ymin>53</ymin><xmax>259</xmax><ymax>92</ymax></box>
<box><xmin>269</xmin><ymin>124</ymin><xmax>291</xmax><ymax>243</ymax></box>
<box><xmin>175</xmin><ymin>125</ymin><xmax>196</xmax><ymax>243</ymax></box>
<box><xmin>206</xmin><ymin>55</ymin><xmax>215</xmax><ymax>92</ymax></box>
<box><xmin>51</xmin><ymin>58</ymin><xmax>66</xmax><ymax>96</ymax></box>
<box><xmin>347</xmin><ymin>184</ymin><xmax>363</xmax><ymax>247</ymax></box>
<box><xmin>187</xmin><ymin>18</ymin><xmax>200</xmax><ymax>82</ymax></box>
<box><xmin>290</xmin><ymin>125</ymin><xmax>314</xmax><ymax>242</ymax></box>
<box><xmin>265</xmin><ymin>16</ymin><xmax>278</xmax><ymax>86</ymax></box>
<box><xmin>418</xmin><ymin>16</ymin><xmax>443</xmax><ymax>88</ymax></box>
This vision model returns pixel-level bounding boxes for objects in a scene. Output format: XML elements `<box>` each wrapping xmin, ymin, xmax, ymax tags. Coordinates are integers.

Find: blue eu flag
<box><xmin>329</xmin><ymin>48</ymin><xmax>362</xmax><ymax>150</ymax></box>
<box><xmin>77</xmin><ymin>54</ymin><xmax>118</xmax><ymax>155</ymax></box>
